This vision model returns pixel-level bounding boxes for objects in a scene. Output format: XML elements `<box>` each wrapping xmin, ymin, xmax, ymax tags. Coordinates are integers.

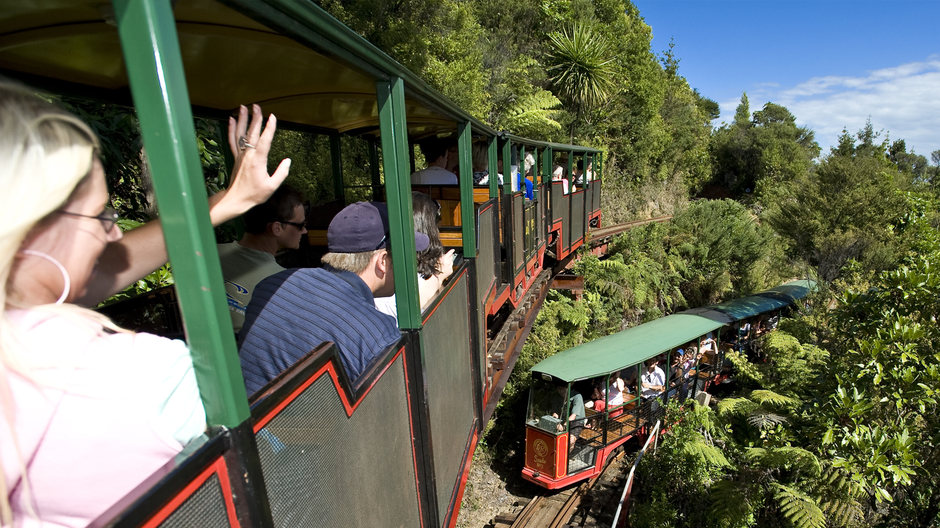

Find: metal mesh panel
<box><xmin>477</xmin><ymin>206</ymin><xmax>495</xmax><ymax>382</ymax></box>
<box><xmin>512</xmin><ymin>195</ymin><xmax>524</xmax><ymax>272</ymax></box>
<box><xmin>256</xmin><ymin>355</ymin><xmax>419</xmax><ymax>528</ymax></box>
<box><xmin>477</xmin><ymin>206</ymin><xmax>495</xmax><ymax>305</ymax></box>
<box><xmin>422</xmin><ymin>273</ymin><xmax>474</xmax><ymax>523</ymax></box>
<box><xmin>551</xmin><ymin>183</ymin><xmax>564</xmax><ymax>224</ymax></box>
<box><xmin>571</xmin><ymin>192</ymin><xmax>584</xmax><ymax>245</ymax></box>
<box><xmin>638</xmin><ymin>397</ymin><xmax>665</xmax><ymax>428</ymax></box>
<box><xmin>157</xmin><ymin>473</ymin><xmax>230</xmax><ymax>528</ymax></box>
<box><xmin>592</xmin><ymin>183</ymin><xmax>602</xmax><ymax>216</ymax></box>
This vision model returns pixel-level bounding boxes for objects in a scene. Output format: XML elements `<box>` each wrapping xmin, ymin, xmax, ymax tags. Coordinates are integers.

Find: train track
<box><xmin>492</xmin><ymin>450</ymin><xmax>629</xmax><ymax>528</ymax></box>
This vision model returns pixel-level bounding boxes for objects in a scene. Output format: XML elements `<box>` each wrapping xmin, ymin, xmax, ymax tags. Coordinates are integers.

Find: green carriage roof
<box><xmin>532</xmin><ymin>280</ymin><xmax>817</xmax><ymax>383</ymax></box>
<box><xmin>682</xmin><ymin>279</ymin><xmax>816</xmax><ymax>323</ymax></box>
<box><xmin>531</xmin><ymin>314</ymin><xmax>724</xmax><ymax>383</ymax></box>
<box><xmin>752</xmin><ymin>280</ymin><xmax>817</xmax><ymax>303</ymax></box>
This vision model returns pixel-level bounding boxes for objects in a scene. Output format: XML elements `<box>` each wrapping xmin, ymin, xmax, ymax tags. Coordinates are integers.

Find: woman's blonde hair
<box><xmin>0</xmin><ymin>80</ymin><xmax>119</xmax><ymax>524</ymax></box>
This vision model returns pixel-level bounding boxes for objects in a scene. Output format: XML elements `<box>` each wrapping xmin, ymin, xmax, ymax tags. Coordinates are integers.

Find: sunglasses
<box><xmin>58</xmin><ymin>207</ymin><xmax>120</xmax><ymax>232</ymax></box>
<box><xmin>279</xmin><ymin>219</ymin><xmax>307</xmax><ymax>229</ymax></box>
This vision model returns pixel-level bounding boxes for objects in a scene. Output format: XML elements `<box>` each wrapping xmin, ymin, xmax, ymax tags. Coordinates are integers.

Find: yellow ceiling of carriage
<box><xmin>0</xmin><ymin>0</ymin><xmax>457</xmax><ymax>136</ymax></box>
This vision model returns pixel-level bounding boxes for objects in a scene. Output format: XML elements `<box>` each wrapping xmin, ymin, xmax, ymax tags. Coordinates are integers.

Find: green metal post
<box><xmin>542</xmin><ymin>147</ymin><xmax>552</xmax><ymax>185</ymax></box>
<box><xmin>501</xmin><ymin>139</ymin><xmax>513</xmax><ymax>198</ymax></box>
<box><xmin>567</xmin><ymin>150</ymin><xmax>574</xmax><ymax>191</ymax></box>
<box><xmin>377</xmin><ymin>78</ymin><xmax>421</xmax><ymax>329</ymax></box>
<box><xmin>330</xmin><ymin>132</ymin><xmax>345</xmax><ymax>202</ymax></box>
<box><xmin>457</xmin><ymin>121</ymin><xmax>476</xmax><ymax>256</ymax></box>
<box><xmin>113</xmin><ymin>0</ymin><xmax>248</xmax><ymax>427</ymax></box>
<box><xmin>487</xmin><ymin>137</ymin><xmax>498</xmax><ymax>199</ymax></box>
<box><xmin>596</xmin><ymin>152</ymin><xmax>602</xmax><ymax>181</ymax></box>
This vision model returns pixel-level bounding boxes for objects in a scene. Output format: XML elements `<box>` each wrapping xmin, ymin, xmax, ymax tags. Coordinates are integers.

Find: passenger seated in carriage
<box><xmin>0</xmin><ymin>89</ymin><xmax>289</xmax><ymax>527</ymax></box>
<box><xmin>238</xmin><ymin>201</ymin><xmax>431</xmax><ymax>394</ymax></box>
<box><xmin>375</xmin><ymin>192</ymin><xmax>455</xmax><ymax>324</ymax></box>
<box><xmin>411</xmin><ymin>136</ymin><xmax>458</xmax><ymax>185</ymax></box>
<box><xmin>551</xmin><ymin>385</ymin><xmax>586</xmax><ymax>450</ymax></box>
<box><xmin>641</xmin><ymin>356</ymin><xmax>666</xmax><ymax>400</ymax></box>
<box><xmin>585</xmin><ymin>371</ymin><xmax>628</xmax><ymax>422</ymax></box>
<box><xmin>471</xmin><ymin>142</ymin><xmax>502</xmax><ymax>186</ymax></box>
<box><xmin>552</xmin><ymin>165</ymin><xmax>569</xmax><ymax>194</ymax></box>
<box><xmin>218</xmin><ymin>184</ymin><xmax>306</xmax><ymax>333</ymax></box>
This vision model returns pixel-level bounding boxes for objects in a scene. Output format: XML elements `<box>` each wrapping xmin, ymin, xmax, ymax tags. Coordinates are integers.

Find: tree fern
<box><xmin>717</xmin><ymin>397</ymin><xmax>757</xmax><ymax>417</ymax></box>
<box><xmin>816</xmin><ymin>465</ymin><xmax>864</xmax><ymax>527</ymax></box>
<box><xmin>681</xmin><ymin>438</ymin><xmax>732</xmax><ymax>468</ymax></box>
<box><xmin>745</xmin><ymin>408</ymin><xmax>788</xmax><ymax>430</ymax></box>
<box><xmin>746</xmin><ymin>447</ymin><xmax>821</xmax><ymax>478</ymax></box>
<box><xmin>709</xmin><ymin>479</ymin><xmax>754</xmax><ymax>528</ymax></box>
<box><xmin>772</xmin><ymin>483</ymin><xmax>826</xmax><ymax>528</ymax></box>
<box><xmin>749</xmin><ymin>389</ymin><xmax>800</xmax><ymax>409</ymax></box>
<box><xmin>502</xmin><ymin>89</ymin><xmax>562</xmax><ymax>136</ymax></box>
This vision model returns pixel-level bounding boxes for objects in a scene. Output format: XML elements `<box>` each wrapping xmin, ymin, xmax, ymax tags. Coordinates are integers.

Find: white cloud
<box><xmin>718</xmin><ymin>59</ymin><xmax>940</xmax><ymax>157</ymax></box>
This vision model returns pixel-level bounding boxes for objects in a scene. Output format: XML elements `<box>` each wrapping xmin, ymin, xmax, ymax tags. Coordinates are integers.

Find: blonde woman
<box><xmin>0</xmin><ymin>82</ymin><xmax>289</xmax><ymax>527</ymax></box>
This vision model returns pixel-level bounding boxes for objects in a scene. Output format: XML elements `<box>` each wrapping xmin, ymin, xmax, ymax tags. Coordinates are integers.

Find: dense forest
<box><xmin>73</xmin><ymin>0</ymin><xmax>939</xmax><ymax>525</ymax></box>
<box><xmin>304</xmin><ymin>1</ymin><xmax>940</xmax><ymax>527</ymax></box>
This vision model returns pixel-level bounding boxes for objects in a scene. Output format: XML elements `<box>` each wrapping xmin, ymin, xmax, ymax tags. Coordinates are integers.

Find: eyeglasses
<box><xmin>58</xmin><ymin>207</ymin><xmax>120</xmax><ymax>232</ymax></box>
<box><xmin>279</xmin><ymin>219</ymin><xmax>307</xmax><ymax>229</ymax></box>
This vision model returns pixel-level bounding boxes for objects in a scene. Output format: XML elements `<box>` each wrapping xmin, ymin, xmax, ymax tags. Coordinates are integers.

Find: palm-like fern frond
<box><xmin>746</xmin><ymin>447</ymin><xmax>821</xmax><ymax>477</ymax></box>
<box><xmin>503</xmin><ymin>89</ymin><xmax>562</xmax><ymax>134</ymax></box>
<box><xmin>745</xmin><ymin>409</ymin><xmax>788</xmax><ymax>430</ymax></box>
<box><xmin>717</xmin><ymin>397</ymin><xmax>757</xmax><ymax>417</ymax></box>
<box><xmin>709</xmin><ymin>479</ymin><xmax>753</xmax><ymax>528</ymax></box>
<box><xmin>772</xmin><ymin>483</ymin><xmax>826</xmax><ymax>528</ymax></box>
<box><xmin>681</xmin><ymin>435</ymin><xmax>732</xmax><ymax>468</ymax></box>
<box><xmin>750</xmin><ymin>389</ymin><xmax>800</xmax><ymax>408</ymax></box>
<box><xmin>816</xmin><ymin>465</ymin><xmax>864</xmax><ymax>527</ymax></box>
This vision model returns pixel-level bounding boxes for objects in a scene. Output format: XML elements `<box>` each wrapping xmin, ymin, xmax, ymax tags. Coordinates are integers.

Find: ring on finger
<box><xmin>238</xmin><ymin>136</ymin><xmax>255</xmax><ymax>150</ymax></box>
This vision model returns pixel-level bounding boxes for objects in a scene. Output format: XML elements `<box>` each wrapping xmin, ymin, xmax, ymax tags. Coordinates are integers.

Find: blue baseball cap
<box><xmin>328</xmin><ymin>202</ymin><xmax>430</xmax><ymax>253</ymax></box>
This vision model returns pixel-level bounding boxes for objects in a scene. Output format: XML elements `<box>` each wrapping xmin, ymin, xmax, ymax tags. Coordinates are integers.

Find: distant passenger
<box><xmin>585</xmin><ymin>372</ymin><xmax>627</xmax><ymax>418</ymax></box>
<box><xmin>573</xmin><ymin>159</ymin><xmax>593</xmax><ymax>185</ymax></box>
<box><xmin>411</xmin><ymin>137</ymin><xmax>458</xmax><ymax>185</ymax></box>
<box><xmin>471</xmin><ymin>142</ymin><xmax>503</xmax><ymax>186</ymax></box>
<box><xmin>552</xmin><ymin>164</ymin><xmax>569</xmax><ymax>194</ymax></box>
<box><xmin>551</xmin><ymin>385</ymin><xmax>586</xmax><ymax>449</ymax></box>
<box><xmin>375</xmin><ymin>192</ymin><xmax>455</xmax><ymax>323</ymax></box>
<box><xmin>519</xmin><ymin>153</ymin><xmax>534</xmax><ymax>200</ymax></box>
<box><xmin>238</xmin><ymin>202</ymin><xmax>430</xmax><ymax>395</ymax></box>
<box><xmin>641</xmin><ymin>356</ymin><xmax>666</xmax><ymax>400</ymax></box>
<box><xmin>218</xmin><ymin>185</ymin><xmax>306</xmax><ymax>333</ymax></box>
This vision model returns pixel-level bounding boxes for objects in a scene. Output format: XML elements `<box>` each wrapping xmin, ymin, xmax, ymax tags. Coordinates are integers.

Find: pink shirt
<box><xmin>1</xmin><ymin>309</ymin><xmax>205</xmax><ymax>527</ymax></box>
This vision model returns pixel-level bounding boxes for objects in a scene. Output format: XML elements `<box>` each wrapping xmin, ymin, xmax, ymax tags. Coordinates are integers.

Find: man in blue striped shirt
<box><xmin>238</xmin><ymin>201</ymin><xmax>429</xmax><ymax>395</ymax></box>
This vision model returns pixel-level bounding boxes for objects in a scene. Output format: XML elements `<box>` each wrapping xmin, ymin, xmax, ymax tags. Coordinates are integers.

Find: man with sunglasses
<box><xmin>218</xmin><ymin>185</ymin><xmax>307</xmax><ymax>332</ymax></box>
<box><xmin>237</xmin><ymin>201</ymin><xmax>429</xmax><ymax>395</ymax></box>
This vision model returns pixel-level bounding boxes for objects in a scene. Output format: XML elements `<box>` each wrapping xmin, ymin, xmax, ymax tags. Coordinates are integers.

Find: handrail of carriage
<box><xmin>610</xmin><ymin>419</ymin><xmax>662</xmax><ymax>528</ymax></box>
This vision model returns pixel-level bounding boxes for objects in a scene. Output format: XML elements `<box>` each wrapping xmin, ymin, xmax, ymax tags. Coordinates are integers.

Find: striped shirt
<box><xmin>238</xmin><ymin>265</ymin><xmax>400</xmax><ymax>395</ymax></box>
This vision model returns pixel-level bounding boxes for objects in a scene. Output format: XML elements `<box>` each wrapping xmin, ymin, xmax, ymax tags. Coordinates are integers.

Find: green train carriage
<box><xmin>0</xmin><ymin>1</ymin><xmax>603</xmax><ymax>527</ymax></box>
<box><xmin>523</xmin><ymin>280</ymin><xmax>816</xmax><ymax>489</ymax></box>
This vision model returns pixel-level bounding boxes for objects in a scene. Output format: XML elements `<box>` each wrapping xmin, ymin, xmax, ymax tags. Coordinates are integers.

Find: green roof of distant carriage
<box><xmin>753</xmin><ymin>280</ymin><xmax>816</xmax><ymax>303</ymax></box>
<box><xmin>706</xmin><ymin>295</ymin><xmax>790</xmax><ymax>322</ymax></box>
<box><xmin>704</xmin><ymin>279</ymin><xmax>816</xmax><ymax>322</ymax></box>
<box><xmin>531</xmin><ymin>314</ymin><xmax>725</xmax><ymax>383</ymax></box>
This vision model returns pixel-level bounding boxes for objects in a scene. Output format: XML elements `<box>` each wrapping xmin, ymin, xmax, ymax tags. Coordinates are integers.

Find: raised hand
<box><xmin>211</xmin><ymin>104</ymin><xmax>291</xmax><ymax>224</ymax></box>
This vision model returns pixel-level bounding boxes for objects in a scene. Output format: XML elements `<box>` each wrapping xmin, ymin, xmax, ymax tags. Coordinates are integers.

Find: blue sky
<box><xmin>633</xmin><ymin>0</ymin><xmax>940</xmax><ymax>159</ymax></box>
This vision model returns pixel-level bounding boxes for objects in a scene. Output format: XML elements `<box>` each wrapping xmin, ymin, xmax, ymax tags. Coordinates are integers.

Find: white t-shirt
<box><xmin>411</xmin><ymin>166</ymin><xmax>457</xmax><ymax>185</ymax></box>
<box><xmin>641</xmin><ymin>366</ymin><xmax>666</xmax><ymax>399</ymax></box>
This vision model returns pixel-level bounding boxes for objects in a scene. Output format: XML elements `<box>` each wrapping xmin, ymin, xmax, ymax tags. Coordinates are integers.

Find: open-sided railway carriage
<box><xmin>522</xmin><ymin>280</ymin><xmax>816</xmax><ymax>489</ymax></box>
<box><xmin>0</xmin><ymin>1</ymin><xmax>602</xmax><ymax>527</ymax></box>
